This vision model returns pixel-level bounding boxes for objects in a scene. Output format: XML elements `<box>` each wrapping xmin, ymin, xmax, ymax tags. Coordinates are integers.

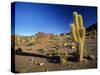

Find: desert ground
<box><xmin>11</xmin><ymin>26</ymin><xmax>97</xmax><ymax>73</ymax></box>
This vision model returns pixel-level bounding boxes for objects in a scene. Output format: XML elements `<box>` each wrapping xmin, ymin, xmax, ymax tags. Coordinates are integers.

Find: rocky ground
<box><xmin>12</xmin><ymin>36</ymin><xmax>97</xmax><ymax>73</ymax></box>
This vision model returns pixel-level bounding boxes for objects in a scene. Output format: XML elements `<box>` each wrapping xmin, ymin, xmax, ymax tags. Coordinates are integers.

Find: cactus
<box><xmin>70</xmin><ymin>12</ymin><xmax>85</xmax><ymax>62</ymax></box>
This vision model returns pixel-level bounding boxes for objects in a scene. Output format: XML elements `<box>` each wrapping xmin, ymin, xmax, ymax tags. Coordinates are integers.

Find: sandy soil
<box><xmin>12</xmin><ymin>38</ymin><xmax>97</xmax><ymax>73</ymax></box>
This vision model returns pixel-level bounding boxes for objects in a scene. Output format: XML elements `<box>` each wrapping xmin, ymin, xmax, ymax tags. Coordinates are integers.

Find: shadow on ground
<box><xmin>16</xmin><ymin>50</ymin><xmax>62</xmax><ymax>64</ymax></box>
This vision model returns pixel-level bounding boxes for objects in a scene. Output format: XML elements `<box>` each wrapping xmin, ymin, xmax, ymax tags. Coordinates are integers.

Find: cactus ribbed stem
<box><xmin>70</xmin><ymin>24</ymin><xmax>77</xmax><ymax>42</ymax></box>
<box><xmin>78</xmin><ymin>15</ymin><xmax>83</xmax><ymax>28</ymax></box>
<box><xmin>70</xmin><ymin>12</ymin><xmax>85</xmax><ymax>62</ymax></box>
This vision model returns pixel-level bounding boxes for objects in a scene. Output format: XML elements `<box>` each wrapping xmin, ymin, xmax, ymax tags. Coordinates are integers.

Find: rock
<box><xmin>43</xmin><ymin>52</ymin><xmax>46</xmax><ymax>55</ymax></box>
<box><xmin>39</xmin><ymin>63</ymin><xmax>44</xmax><ymax>66</ymax></box>
<box><xmin>37</xmin><ymin>62</ymin><xmax>44</xmax><ymax>66</ymax></box>
<box><xmin>35</xmin><ymin>32</ymin><xmax>53</xmax><ymax>43</ymax></box>
<box><xmin>64</xmin><ymin>43</ymin><xmax>67</xmax><ymax>47</ymax></box>
<box><xmin>82</xmin><ymin>59</ymin><xmax>88</xmax><ymax>63</ymax></box>
<box><xmin>89</xmin><ymin>55</ymin><xmax>95</xmax><ymax>60</ymax></box>
<box><xmin>72</xmin><ymin>46</ymin><xmax>75</xmax><ymax>49</ymax></box>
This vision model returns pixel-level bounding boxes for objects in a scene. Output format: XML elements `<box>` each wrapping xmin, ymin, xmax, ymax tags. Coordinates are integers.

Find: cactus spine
<box><xmin>70</xmin><ymin>12</ymin><xmax>85</xmax><ymax>62</ymax></box>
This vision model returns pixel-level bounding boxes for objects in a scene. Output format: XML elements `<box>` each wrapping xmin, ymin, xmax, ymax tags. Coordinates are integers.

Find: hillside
<box><xmin>86</xmin><ymin>22</ymin><xmax>97</xmax><ymax>32</ymax></box>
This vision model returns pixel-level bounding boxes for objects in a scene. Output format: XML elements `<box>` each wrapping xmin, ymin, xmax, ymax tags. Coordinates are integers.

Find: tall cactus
<box><xmin>70</xmin><ymin>12</ymin><xmax>85</xmax><ymax>62</ymax></box>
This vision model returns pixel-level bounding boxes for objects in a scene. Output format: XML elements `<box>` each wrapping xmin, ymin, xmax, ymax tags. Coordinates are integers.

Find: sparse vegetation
<box><xmin>27</xmin><ymin>43</ymin><xmax>35</xmax><ymax>46</ymax></box>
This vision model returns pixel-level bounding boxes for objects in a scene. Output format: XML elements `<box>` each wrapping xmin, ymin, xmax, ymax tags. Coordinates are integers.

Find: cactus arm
<box><xmin>73</xmin><ymin>12</ymin><xmax>79</xmax><ymax>30</ymax></box>
<box><xmin>78</xmin><ymin>14</ymin><xmax>85</xmax><ymax>49</ymax></box>
<box><xmin>79</xmin><ymin>28</ymin><xmax>85</xmax><ymax>47</ymax></box>
<box><xmin>73</xmin><ymin>12</ymin><xmax>81</xmax><ymax>43</ymax></box>
<box><xmin>78</xmin><ymin>14</ymin><xmax>85</xmax><ymax>47</ymax></box>
<box><xmin>78</xmin><ymin>14</ymin><xmax>83</xmax><ymax>28</ymax></box>
<box><xmin>70</xmin><ymin>24</ymin><xmax>77</xmax><ymax>42</ymax></box>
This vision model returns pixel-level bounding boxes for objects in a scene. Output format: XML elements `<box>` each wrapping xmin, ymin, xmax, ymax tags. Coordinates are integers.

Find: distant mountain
<box><xmin>12</xmin><ymin>22</ymin><xmax>97</xmax><ymax>44</ymax></box>
<box><xmin>86</xmin><ymin>22</ymin><xmax>97</xmax><ymax>32</ymax></box>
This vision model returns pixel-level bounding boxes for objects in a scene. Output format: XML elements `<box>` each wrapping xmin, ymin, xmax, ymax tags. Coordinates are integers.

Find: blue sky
<box><xmin>11</xmin><ymin>2</ymin><xmax>97</xmax><ymax>36</ymax></box>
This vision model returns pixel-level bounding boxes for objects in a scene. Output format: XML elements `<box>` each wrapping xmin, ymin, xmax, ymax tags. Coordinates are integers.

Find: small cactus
<box><xmin>70</xmin><ymin>12</ymin><xmax>85</xmax><ymax>62</ymax></box>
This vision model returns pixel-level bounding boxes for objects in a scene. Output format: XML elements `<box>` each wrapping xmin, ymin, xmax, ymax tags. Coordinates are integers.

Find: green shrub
<box><xmin>27</xmin><ymin>43</ymin><xmax>35</xmax><ymax>46</ymax></box>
